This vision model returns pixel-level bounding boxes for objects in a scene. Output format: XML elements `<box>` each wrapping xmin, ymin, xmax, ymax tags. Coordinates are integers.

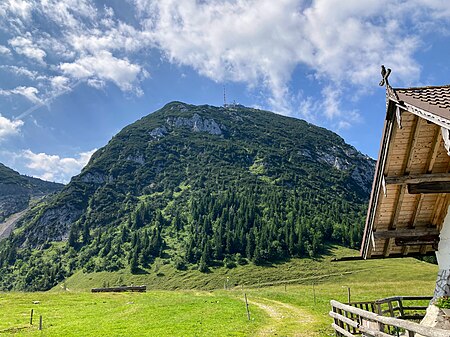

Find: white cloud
<box><xmin>297</xmin><ymin>86</ymin><xmax>362</xmax><ymax>130</ymax></box>
<box><xmin>3</xmin><ymin>0</ymin><xmax>33</xmax><ymax>21</ymax></box>
<box><xmin>50</xmin><ymin>76</ymin><xmax>70</xmax><ymax>92</ymax></box>
<box><xmin>8</xmin><ymin>35</ymin><xmax>47</xmax><ymax>64</ymax></box>
<box><xmin>0</xmin><ymin>114</ymin><xmax>23</xmax><ymax>140</ymax></box>
<box><xmin>1</xmin><ymin>65</ymin><xmax>39</xmax><ymax>78</ymax></box>
<box><xmin>39</xmin><ymin>0</ymin><xmax>97</xmax><ymax>30</ymax></box>
<box><xmin>21</xmin><ymin>148</ymin><xmax>96</xmax><ymax>183</ymax></box>
<box><xmin>1</xmin><ymin>0</ymin><xmax>450</xmax><ymax>127</ymax></box>
<box><xmin>0</xmin><ymin>86</ymin><xmax>43</xmax><ymax>104</ymax></box>
<box><xmin>0</xmin><ymin>45</ymin><xmax>11</xmax><ymax>55</ymax></box>
<box><xmin>12</xmin><ymin>86</ymin><xmax>42</xmax><ymax>104</ymax></box>
<box><xmin>134</xmin><ymin>0</ymin><xmax>450</xmax><ymax>116</ymax></box>
<box><xmin>60</xmin><ymin>51</ymin><xmax>143</xmax><ymax>92</ymax></box>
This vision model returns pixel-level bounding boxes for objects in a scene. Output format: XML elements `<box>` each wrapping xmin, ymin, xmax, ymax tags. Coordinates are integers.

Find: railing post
<box><xmin>376</xmin><ymin>302</ymin><xmax>384</xmax><ymax>332</ymax></box>
<box><xmin>398</xmin><ymin>298</ymin><xmax>405</xmax><ymax>318</ymax></box>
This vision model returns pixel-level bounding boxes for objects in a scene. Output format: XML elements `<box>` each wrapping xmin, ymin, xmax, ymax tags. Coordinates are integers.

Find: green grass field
<box><xmin>0</xmin><ymin>246</ymin><xmax>438</xmax><ymax>336</ymax></box>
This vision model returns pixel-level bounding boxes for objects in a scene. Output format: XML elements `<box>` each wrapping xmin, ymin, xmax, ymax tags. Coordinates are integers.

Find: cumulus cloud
<box><xmin>60</xmin><ymin>51</ymin><xmax>144</xmax><ymax>92</ymax></box>
<box><xmin>21</xmin><ymin>148</ymin><xmax>96</xmax><ymax>183</ymax></box>
<box><xmin>0</xmin><ymin>65</ymin><xmax>39</xmax><ymax>79</ymax></box>
<box><xmin>297</xmin><ymin>86</ymin><xmax>361</xmax><ymax>130</ymax></box>
<box><xmin>1</xmin><ymin>0</ymin><xmax>450</xmax><ymax>128</ymax></box>
<box><xmin>0</xmin><ymin>114</ymin><xmax>23</xmax><ymax>140</ymax></box>
<box><xmin>0</xmin><ymin>86</ymin><xmax>43</xmax><ymax>104</ymax></box>
<box><xmin>1</xmin><ymin>0</ymin><xmax>33</xmax><ymax>21</ymax></box>
<box><xmin>8</xmin><ymin>35</ymin><xmax>47</xmax><ymax>64</ymax></box>
<box><xmin>39</xmin><ymin>0</ymin><xmax>97</xmax><ymax>30</ymax></box>
<box><xmin>0</xmin><ymin>45</ymin><xmax>11</xmax><ymax>55</ymax></box>
<box><xmin>131</xmin><ymin>0</ymin><xmax>431</xmax><ymax>118</ymax></box>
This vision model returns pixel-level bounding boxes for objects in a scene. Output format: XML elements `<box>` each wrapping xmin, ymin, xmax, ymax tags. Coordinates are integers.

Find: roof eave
<box><xmin>360</xmin><ymin>97</ymin><xmax>397</xmax><ymax>258</ymax></box>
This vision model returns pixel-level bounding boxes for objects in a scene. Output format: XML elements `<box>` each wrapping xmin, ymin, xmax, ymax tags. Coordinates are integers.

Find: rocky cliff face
<box><xmin>0</xmin><ymin>163</ymin><xmax>64</xmax><ymax>223</ymax></box>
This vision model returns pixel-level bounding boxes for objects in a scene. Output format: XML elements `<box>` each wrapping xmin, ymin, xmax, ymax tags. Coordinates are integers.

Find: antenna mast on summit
<box><xmin>223</xmin><ymin>86</ymin><xmax>227</xmax><ymax>108</ymax></box>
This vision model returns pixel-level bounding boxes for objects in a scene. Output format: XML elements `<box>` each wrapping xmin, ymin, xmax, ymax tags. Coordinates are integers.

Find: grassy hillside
<box><xmin>55</xmin><ymin>246</ymin><xmax>436</xmax><ymax>292</ymax></box>
<box><xmin>0</xmin><ymin>247</ymin><xmax>437</xmax><ymax>336</ymax></box>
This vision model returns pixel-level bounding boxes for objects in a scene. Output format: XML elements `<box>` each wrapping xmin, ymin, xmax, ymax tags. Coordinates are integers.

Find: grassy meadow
<box><xmin>0</xmin><ymin>247</ymin><xmax>438</xmax><ymax>336</ymax></box>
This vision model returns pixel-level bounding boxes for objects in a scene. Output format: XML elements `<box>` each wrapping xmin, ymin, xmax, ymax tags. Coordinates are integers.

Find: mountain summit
<box><xmin>0</xmin><ymin>102</ymin><xmax>375</xmax><ymax>290</ymax></box>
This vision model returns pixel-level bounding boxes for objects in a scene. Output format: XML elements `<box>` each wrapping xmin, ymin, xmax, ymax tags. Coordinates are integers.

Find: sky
<box><xmin>1</xmin><ymin>0</ymin><xmax>450</xmax><ymax>183</ymax></box>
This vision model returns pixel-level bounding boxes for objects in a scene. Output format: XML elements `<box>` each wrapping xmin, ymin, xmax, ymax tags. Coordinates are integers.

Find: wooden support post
<box><xmin>284</xmin><ymin>283</ymin><xmax>287</xmax><ymax>292</ymax></box>
<box><xmin>244</xmin><ymin>293</ymin><xmax>250</xmax><ymax>321</ymax></box>
<box><xmin>39</xmin><ymin>315</ymin><xmax>42</xmax><ymax>331</ymax></box>
<box><xmin>347</xmin><ymin>287</ymin><xmax>351</xmax><ymax>304</ymax></box>
<box><xmin>30</xmin><ymin>309</ymin><xmax>33</xmax><ymax>325</ymax></box>
<box><xmin>313</xmin><ymin>282</ymin><xmax>316</xmax><ymax>305</ymax></box>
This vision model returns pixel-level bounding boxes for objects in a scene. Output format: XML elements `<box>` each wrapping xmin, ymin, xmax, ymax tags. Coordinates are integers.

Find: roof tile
<box><xmin>395</xmin><ymin>85</ymin><xmax>450</xmax><ymax>120</ymax></box>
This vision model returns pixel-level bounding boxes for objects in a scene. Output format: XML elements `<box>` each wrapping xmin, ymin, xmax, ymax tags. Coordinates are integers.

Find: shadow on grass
<box><xmin>131</xmin><ymin>267</ymin><xmax>149</xmax><ymax>275</ymax></box>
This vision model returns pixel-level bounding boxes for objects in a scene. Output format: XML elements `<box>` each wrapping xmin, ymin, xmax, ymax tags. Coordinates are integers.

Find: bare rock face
<box><xmin>79</xmin><ymin>171</ymin><xmax>112</xmax><ymax>184</ymax></box>
<box><xmin>149</xmin><ymin>126</ymin><xmax>168</xmax><ymax>139</ymax></box>
<box><xmin>23</xmin><ymin>206</ymin><xmax>83</xmax><ymax>248</ymax></box>
<box><xmin>126</xmin><ymin>153</ymin><xmax>145</xmax><ymax>165</ymax></box>
<box><xmin>166</xmin><ymin>113</ymin><xmax>224</xmax><ymax>135</ymax></box>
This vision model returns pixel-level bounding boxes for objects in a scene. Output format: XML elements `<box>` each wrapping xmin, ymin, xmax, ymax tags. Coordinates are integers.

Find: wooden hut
<box><xmin>330</xmin><ymin>68</ymin><xmax>450</xmax><ymax>337</ymax></box>
<box><xmin>361</xmin><ymin>73</ymin><xmax>450</xmax><ymax>299</ymax></box>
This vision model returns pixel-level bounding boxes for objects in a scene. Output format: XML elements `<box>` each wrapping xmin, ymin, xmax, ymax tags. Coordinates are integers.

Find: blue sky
<box><xmin>0</xmin><ymin>0</ymin><xmax>450</xmax><ymax>183</ymax></box>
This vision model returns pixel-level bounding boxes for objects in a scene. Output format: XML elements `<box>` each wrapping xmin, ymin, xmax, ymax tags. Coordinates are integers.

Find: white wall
<box><xmin>436</xmin><ymin>205</ymin><xmax>450</xmax><ymax>269</ymax></box>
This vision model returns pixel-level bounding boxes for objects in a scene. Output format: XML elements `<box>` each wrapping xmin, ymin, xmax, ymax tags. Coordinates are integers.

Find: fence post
<box><xmin>313</xmin><ymin>282</ymin><xmax>316</xmax><ymax>305</ymax></box>
<box><xmin>244</xmin><ymin>293</ymin><xmax>250</xmax><ymax>320</ymax></box>
<box><xmin>347</xmin><ymin>287</ymin><xmax>351</xmax><ymax>304</ymax></box>
<box><xmin>39</xmin><ymin>315</ymin><xmax>42</xmax><ymax>330</ymax></box>
<box><xmin>30</xmin><ymin>309</ymin><xmax>33</xmax><ymax>325</ymax></box>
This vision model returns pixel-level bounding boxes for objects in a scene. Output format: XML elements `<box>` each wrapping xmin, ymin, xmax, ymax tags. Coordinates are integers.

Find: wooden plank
<box><xmin>408</xmin><ymin>181</ymin><xmax>450</xmax><ymax>194</ymax></box>
<box><xmin>384</xmin><ymin>173</ymin><xmax>450</xmax><ymax>185</ymax></box>
<box><xmin>331</xmin><ymin>323</ymin><xmax>358</xmax><ymax>337</ymax></box>
<box><xmin>383</xmin><ymin>238</ymin><xmax>394</xmax><ymax>257</ymax></box>
<box><xmin>373</xmin><ymin>228</ymin><xmax>439</xmax><ymax>239</ymax></box>
<box><xmin>404</xmin><ymin>115</ymin><xmax>421</xmax><ymax>172</ymax></box>
<box><xmin>395</xmin><ymin>236</ymin><xmax>439</xmax><ymax>247</ymax></box>
<box><xmin>419</xmin><ymin>244</ymin><xmax>429</xmax><ymax>254</ymax></box>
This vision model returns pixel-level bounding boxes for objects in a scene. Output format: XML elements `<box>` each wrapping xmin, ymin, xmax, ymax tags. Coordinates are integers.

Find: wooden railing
<box><xmin>330</xmin><ymin>299</ymin><xmax>450</xmax><ymax>337</ymax></box>
<box><xmin>373</xmin><ymin>296</ymin><xmax>431</xmax><ymax>321</ymax></box>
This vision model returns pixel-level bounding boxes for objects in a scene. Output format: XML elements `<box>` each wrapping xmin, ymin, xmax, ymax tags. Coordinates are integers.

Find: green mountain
<box><xmin>0</xmin><ymin>163</ymin><xmax>63</xmax><ymax>222</ymax></box>
<box><xmin>0</xmin><ymin>102</ymin><xmax>375</xmax><ymax>291</ymax></box>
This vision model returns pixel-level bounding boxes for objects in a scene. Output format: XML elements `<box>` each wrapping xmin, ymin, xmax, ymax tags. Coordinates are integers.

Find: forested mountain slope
<box><xmin>0</xmin><ymin>102</ymin><xmax>375</xmax><ymax>290</ymax></box>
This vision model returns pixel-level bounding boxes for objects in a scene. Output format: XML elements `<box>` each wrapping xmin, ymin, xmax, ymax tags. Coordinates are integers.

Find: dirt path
<box><xmin>247</xmin><ymin>296</ymin><xmax>317</xmax><ymax>337</ymax></box>
<box><xmin>0</xmin><ymin>208</ymin><xmax>28</xmax><ymax>240</ymax></box>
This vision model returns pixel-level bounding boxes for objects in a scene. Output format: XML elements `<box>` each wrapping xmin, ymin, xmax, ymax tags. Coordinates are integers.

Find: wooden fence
<box><xmin>91</xmin><ymin>285</ymin><xmax>146</xmax><ymax>293</ymax></box>
<box><xmin>330</xmin><ymin>297</ymin><xmax>450</xmax><ymax>337</ymax></box>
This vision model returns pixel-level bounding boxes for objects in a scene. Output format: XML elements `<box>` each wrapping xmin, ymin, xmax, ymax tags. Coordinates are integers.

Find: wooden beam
<box><xmin>384</xmin><ymin>173</ymin><xmax>450</xmax><ymax>185</ymax></box>
<box><xmin>390</xmin><ymin>186</ymin><xmax>406</xmax><ymax>230</ymax></box>
<box><xmin>373</xmin><ymin>228</ymin><xmax>440</xmax><ymax>239</ymax></box>
<box><xmin>395</xmin><ymin>236</ymin><xmax>439</xmax><ymax>247</ymax></box>
<box><xmin>332</xmin><ymin>251</ymin><xmax>437</xmax><ymax>261</ymax></box>
<box><xmin>384</xmin><ymin>115</ymin><xmax>420</xmax><ymax>257</ymax></box>
<box><xmin>404</xmin><ymin>115</ymin><xmax>421</xmax><ymax>173</ymax></box>
<box><xmin>402</xmin><ymin>194</ymin><xmax>424</xmax><ymax>255</ymax></box>
<box><xmin>407</xmin><ymin>181</ymin><xmax>450</xmax><ymax>194</ymax></box>
<box><xmin>383</xmin><ymin>238</ymin><xmax>394</xmax><ymax>257</ymax></box>
<box><xmin>426</xmin><ymin>125</ymin><xmax>442</xmax><ymax>173</ymax></box>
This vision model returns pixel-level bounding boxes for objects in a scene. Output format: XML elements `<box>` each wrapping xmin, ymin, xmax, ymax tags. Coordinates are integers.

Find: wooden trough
<box><xmin>91</xmin><ymin>285</ymin><xmax>146</xmax><ymax>293</ymax></box>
